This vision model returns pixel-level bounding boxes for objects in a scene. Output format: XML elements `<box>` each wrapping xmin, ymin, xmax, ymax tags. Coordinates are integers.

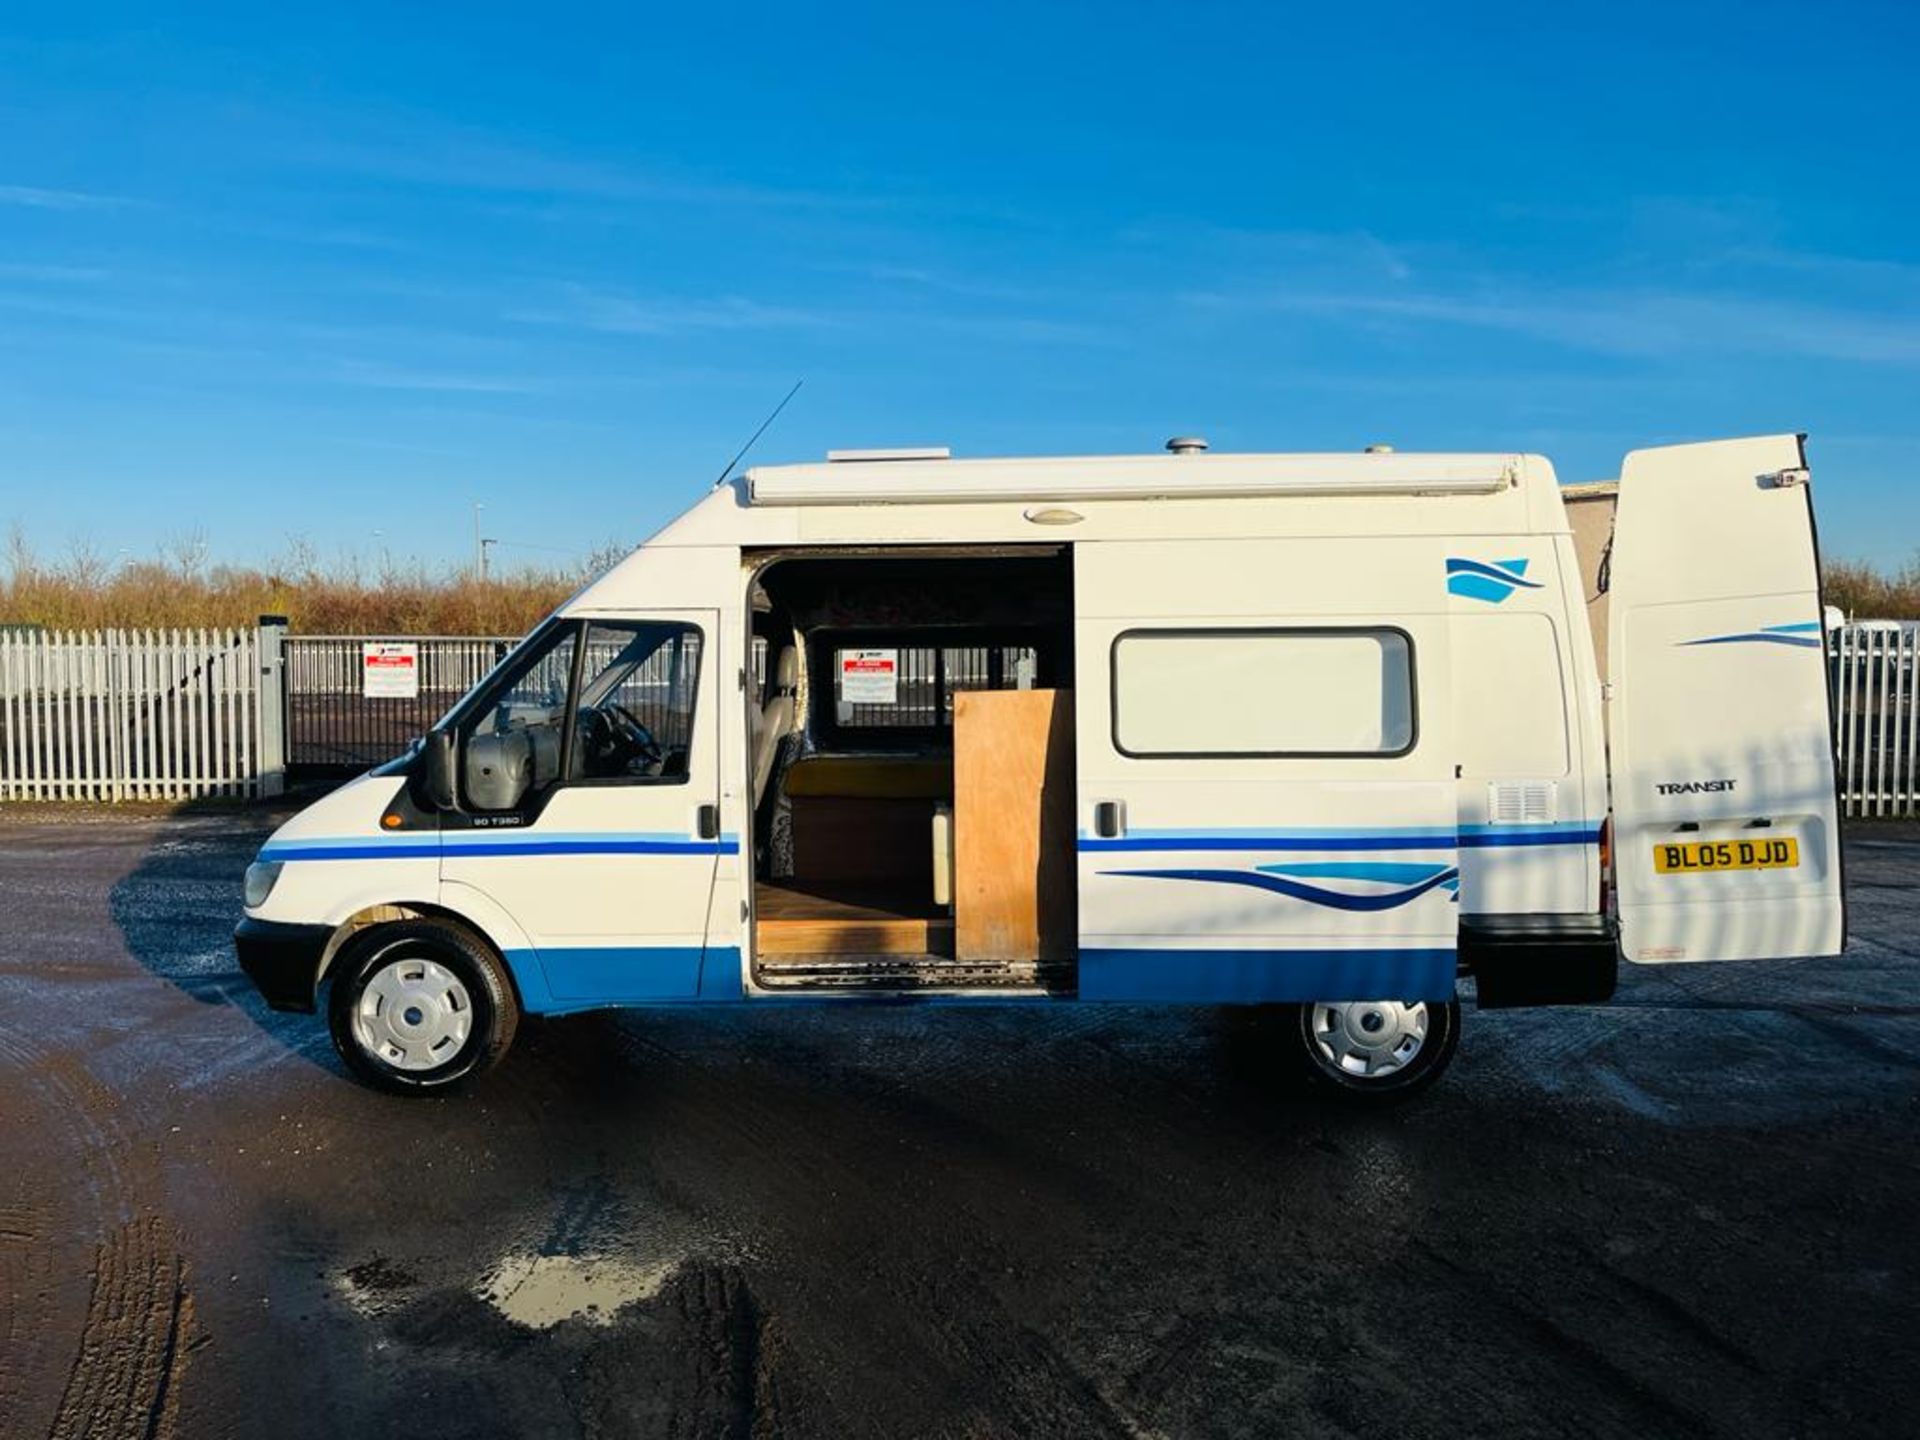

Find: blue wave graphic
<box><xmin>1256</xmin><ymin>860</ymin><xmax>1453</xmax><ymax>885</ymax></box>
<box><xmin>1104</xmin><ymin>865</ymin><xmax>1461</xmax><ymax>911</ymax></box>
<box><xmin>1681</xmin><ymin>621</ymin><xmax>1823</xmax><ymax>650</ymax></box>
<box><xmin>1447</xmin><ymin>556</ymin><xmax>1541</xmax><ymax>605</ymax></box>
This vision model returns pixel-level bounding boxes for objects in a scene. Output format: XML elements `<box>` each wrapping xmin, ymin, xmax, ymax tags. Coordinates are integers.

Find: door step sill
<box><xmin>754</xmin><ymin>952</ymin><xmax>1075</xmax><ymax>994</ymax></box>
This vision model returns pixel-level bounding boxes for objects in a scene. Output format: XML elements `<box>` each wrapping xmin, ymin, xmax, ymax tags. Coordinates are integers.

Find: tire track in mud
<box><xmin>0</xmin><ymin>1041</ymin><xmax>197</xmax><ymax>1440</ymax></box>
<box><xmin>1406</xmin><ymin>1231</ymin><xmax>1845</xmax><ymax>1440</ymax></box>
<box><xmin>47</xmin><ymin>1216</ymin><xmax>196</xmax><ymax>1440</ymax></box>
<box><xmin>0</xmin><ymin>1200</ymin><xmax>57</xmax><ymax>1435</ymax></box>
<box><xmin>0</xmin><ymin>831</ymin><xmax>203</xmax><ymax>1440</ymax></box>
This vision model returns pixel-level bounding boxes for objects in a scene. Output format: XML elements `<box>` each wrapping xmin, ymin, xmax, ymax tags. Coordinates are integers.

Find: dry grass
<box><xmin>1824</xmin><ymin>557</ymin><xmax>1920</xmax><ymax>622</ymax></box>
<box><xmin>10</xmin><ymin>527</ymin><xmax>1916</xmax><ymax>631</ymax></box>
<box><xmin>0</xmin><ymin>529</ymin><xmax>623</xmax><ymax>635</ymax></box>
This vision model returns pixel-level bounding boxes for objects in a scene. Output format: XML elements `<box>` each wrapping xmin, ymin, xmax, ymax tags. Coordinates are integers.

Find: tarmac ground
<box><xmin>1</xmin><ymin>810</ymin><xmax>1915</xmax><ymax>1438</ymax></box>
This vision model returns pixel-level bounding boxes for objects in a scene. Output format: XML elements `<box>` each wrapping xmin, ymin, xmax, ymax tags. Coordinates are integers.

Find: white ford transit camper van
<box><xmin>235</xmin><ymin>434</ymin><xmax>1844</xmax><ymax>1099</ymax></box>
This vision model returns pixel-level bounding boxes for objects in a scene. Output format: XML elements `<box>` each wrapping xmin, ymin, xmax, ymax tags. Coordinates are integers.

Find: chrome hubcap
<box><xmin>353</xmin><ymin>953</ymin><xmax>473</xmax><ymax>1072</ymax></box>
<box><xmin>1306</xmin><ymin>1000</ymin><xmax>1429</xmax><ymax>1079</ymax></box>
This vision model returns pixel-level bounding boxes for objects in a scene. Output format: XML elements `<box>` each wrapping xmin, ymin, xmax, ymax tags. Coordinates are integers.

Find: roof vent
<box><xmin>825</xmin><ymin>447</ymin><xmax>950</xmax><ymax>463</ymax></box>
<box><xmin>1165</xmin><ymin>436</ymin><xmax>1209</xmax><ymax>455</ymax></box>
<box><xmin>1365</xmin><ymin>443</ymin><xmax>1395</xmax><ymax>454</ymax></box>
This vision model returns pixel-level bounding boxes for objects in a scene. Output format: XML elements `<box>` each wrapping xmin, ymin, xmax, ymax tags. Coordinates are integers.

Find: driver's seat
<box><xmin>751</xmin><ymin>646</ymin><xmax>799</xmax><ymax>806</ymax></box>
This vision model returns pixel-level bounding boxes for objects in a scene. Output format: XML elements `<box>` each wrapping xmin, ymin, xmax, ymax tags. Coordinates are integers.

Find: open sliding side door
<box><xmin>1608</xmin><ymin>435</ymin><xmax>1844</xmax><ymax>963</ymax></box>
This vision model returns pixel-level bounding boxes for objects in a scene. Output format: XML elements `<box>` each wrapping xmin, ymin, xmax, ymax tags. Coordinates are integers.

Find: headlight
<box><xmin>243</xmin><ymin>861</ymin><xmax>284</xmax><ymax>909</ymax></box>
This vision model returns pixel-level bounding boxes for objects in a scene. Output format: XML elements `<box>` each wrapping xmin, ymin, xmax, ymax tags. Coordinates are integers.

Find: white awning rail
<box><xmin>746</xmin><ymin>452</ymin><xmax>1518</xmax><ymax>506</ymax></box>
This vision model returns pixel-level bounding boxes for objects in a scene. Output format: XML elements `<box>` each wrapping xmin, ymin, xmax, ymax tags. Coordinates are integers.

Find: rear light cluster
<box><xmin>1598</xmin><ymin>817</ymin><xmax>1614</xmax><ymax>915</ymax></box>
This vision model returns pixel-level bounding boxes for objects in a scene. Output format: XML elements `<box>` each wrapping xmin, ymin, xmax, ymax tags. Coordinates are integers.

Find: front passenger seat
<box><xmin>751</xmin><ymin>646</ymin><xmax>799</xmax><ymax>806</ymax></box>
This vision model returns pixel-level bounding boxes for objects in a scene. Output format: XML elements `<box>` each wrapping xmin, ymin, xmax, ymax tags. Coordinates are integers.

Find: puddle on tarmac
<box><xmin>475</xmin><ymin>1250</ymin><xmax>684</xmax><ymax>1329</ymax></box>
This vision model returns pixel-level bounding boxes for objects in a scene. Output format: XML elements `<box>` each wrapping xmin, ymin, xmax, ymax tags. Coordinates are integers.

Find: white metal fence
<box><xmin>1832</xmin><ymin>628</ymin><xmax>1920</xmax><ymax>817</ymax></box>
<box><xmin>284</xmin><ymin>634</ymin><xmax>510</xmax><ymax>771</ymax></box>
<box><xmin>0</xmin><ymin>627</ymin><xmax>281</xmax><ymax>801</ymax></box>
<box><xmin>1</xmin><ymin>622</ymin><xmax>1915</xmax><ymax>814</ymax></box>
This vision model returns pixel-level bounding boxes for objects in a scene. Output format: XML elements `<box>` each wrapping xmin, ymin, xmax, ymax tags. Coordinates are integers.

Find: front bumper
<box><xmin>234</xmin><ymin>916</ymin><xmax>333</xmax><ymax>1013</ymax></box>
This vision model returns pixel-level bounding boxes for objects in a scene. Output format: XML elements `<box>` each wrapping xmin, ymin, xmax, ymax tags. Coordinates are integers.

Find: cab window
<box><xmin>568</xmin><ymin>622</ymin><xmax>702</xmax><ymax>783</ymax></box>
<box><xmin>455</xmin><ymin>619</ymin><xmax>703</xmax><ymax>812</ymax></box>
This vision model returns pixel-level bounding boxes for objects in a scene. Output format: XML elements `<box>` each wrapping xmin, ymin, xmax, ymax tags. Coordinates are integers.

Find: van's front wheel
<box><xmin>327</xmin><ymin>920</ymin><xmax>518</xmax><ymax>1093</ymax></box>
<box><xmin>1292</xmin><ymin>996</ymin><xmax>1460</xmax><ymax>1102</ymax></box>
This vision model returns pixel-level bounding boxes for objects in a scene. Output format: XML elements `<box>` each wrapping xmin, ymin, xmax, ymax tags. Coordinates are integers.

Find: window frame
<box><xmin>440</xmin><ymin>616</ymin><xmax>708</xmax><ymax>813</ymax></box>
<box><xmin>561</xmin><ymin>619</ymin><xmax>706</xmax><ymax>790</ymax></box>
<box><xmin>1108</xmin><ymin>625</ymin><xmax>1420</xmax><ymax>761</ymax></box>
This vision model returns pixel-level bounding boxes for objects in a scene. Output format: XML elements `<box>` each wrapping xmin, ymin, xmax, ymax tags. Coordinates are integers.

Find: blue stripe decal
<box><xmin>1080</xmin><ymin>823</ymin><xmax>1596</xmax><ymax>854</ymax></box>
<box><xmin>1083</xmin><ymin>833</ymin><xmax>1457</xmax><ymax>853</ymax></box>
<box><xmin>1104</xmin><ymin>866</ymin><xmax>1460</xmax><ymax>911</ymax></box>
<box><xmin>264</xmin><ymin>833</ymin><xmax>741</xmax><ymax>861</ymax></box>
<box><xmin>261</xmin><ymin>841</ymin><xmax>441</xmax><ymax>860</ymax></box>
<box><xmin>1681</xmin><ymin>621</ymin><xmax>1824</xmax><ymax>649</ymax></box>
<box><xmin>1080</xmin><ymin>947</ymin><xmax>1456</xmax><ymax>1003</ymax></box>
<box><xmin>1681</xmin><ymin>634</ymin><xmax>1822</xmax><ymax>649</ymax></box>
<box><xmin>503</xmin><ymin>945</ymin><xmax>743</xmax><ymax>1012</ymax></box>
<box><xmin>1461</xmin><ymin>823</ymin><xmax>1600</xmax><ymax>849</ymax></box>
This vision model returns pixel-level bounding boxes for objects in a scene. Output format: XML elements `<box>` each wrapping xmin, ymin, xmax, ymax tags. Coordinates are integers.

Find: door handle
<box><xmin>1092</xmin><ymin>800</ymin><xmax>1126</xmax><ymax>839</ymax></box>
<box><xmin>695</xmin><ymin>803</ymin><xmax>720</xmax><ymax>841</ymax></box>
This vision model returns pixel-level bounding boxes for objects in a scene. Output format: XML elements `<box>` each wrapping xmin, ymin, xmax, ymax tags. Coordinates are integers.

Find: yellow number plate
<box><xmin>1653</xmin><ymin>837</ymin><xmax>1800</xmax><ymax>874</ymax></box>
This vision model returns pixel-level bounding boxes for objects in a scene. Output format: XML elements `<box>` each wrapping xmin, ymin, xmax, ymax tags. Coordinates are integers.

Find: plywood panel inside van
<box><xmin>954</xmin><ymin>689</ymin><xmax>1076</xmax><ymax>962</ymax></box>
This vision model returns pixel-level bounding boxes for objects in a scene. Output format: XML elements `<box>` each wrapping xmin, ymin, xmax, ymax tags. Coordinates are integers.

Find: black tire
<box><xmin>1289</xmin><ymin>996</ymin><xmax>1461</xmax><ymax>1105</ymax></box>
<box><xmin>326</xmin><ymin>919</ymin><xmax>519</xmax><ymax>1094</ymax></box>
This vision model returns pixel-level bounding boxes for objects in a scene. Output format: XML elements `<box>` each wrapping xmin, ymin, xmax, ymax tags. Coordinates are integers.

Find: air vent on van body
<box><xmin>1488</xmin><ymin>780</ymin><xmax>1558</xmax><ymax>825</ymax></box>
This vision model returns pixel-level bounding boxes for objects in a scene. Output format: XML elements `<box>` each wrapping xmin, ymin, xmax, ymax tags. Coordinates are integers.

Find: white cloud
<box><xmin>327</xmin><ymin>359</ymin><xmax>544</xmax><ymax>394</ymax></box>
<box><xmin>0</xmin><ymin>184</ymin><xmax>130</xmax><ymax>211</ymax></box>
<box><xmin>1192</xmin><ymin>281</ymin><xmax>1920</xmax><ymax>366</ymax></box>
<box><xmin>513</xmin><ymin>284</ymin><xmax>836</xmax><ymax>336</ymax></box>
<box><xmin>0</xmin><ymin>262</ymin><xmax>109</xmax><ymax>282</ymax></box>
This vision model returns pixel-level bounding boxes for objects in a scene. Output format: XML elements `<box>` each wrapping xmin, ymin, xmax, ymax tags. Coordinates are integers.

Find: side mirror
<box><xmin>423</xmin><ymin>729</ymin><xmax>461</xmax><ymax>812</ymax></box>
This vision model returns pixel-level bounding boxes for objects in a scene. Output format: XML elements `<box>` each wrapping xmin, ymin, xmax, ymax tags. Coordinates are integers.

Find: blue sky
<box><xmin>2</xmin><ymin>1</ymin><xmax>1917</xmax><ymax>572</ymax></box>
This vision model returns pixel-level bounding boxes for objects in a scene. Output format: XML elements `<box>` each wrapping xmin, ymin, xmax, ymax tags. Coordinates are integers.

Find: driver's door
<box><xmin>442</xmin><ymin>610</ymin><xmax>727</xmax><ymax>1003</ymax></box>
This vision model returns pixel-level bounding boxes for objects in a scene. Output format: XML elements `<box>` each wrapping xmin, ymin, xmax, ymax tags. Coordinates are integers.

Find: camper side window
<box><xmin>1112</xmin><ymin>628</ymin><xmax>1415</xmax><ymax>758</ymax></box>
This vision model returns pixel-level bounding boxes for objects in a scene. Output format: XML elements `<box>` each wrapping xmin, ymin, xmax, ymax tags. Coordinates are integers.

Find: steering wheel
<box><xmin>604</xmin><ymin>703</ymin><xmax>663</xmax><ymax>768</ymax></box>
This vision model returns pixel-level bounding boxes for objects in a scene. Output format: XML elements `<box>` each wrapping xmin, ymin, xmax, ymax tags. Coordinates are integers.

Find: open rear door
<box><xmin>1608</xmin><ymin>435</ymin><xmax>1844</xmax><ymax>963</ymax></box>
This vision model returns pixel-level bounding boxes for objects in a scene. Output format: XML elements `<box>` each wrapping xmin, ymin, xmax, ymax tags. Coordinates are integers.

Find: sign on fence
<box><xmin>839</xmin><ymin>648</ymin><xmax>899</xmax><ymax>705</ymax></box>
<box><xmin>361</xmin><ymin>642</ymin><xmax>421</xmax><ymax>699</ymax></box>
<box><xmin>286</xmin><ymin>635</ymin><xmax>513</xmax><ymax>772</ymax></box>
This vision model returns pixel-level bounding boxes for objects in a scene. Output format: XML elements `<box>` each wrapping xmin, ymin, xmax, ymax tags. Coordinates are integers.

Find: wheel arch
<box><xmin>317</xmin><ymin>898</ymin><xmax>529</xmax><ymax>1014</ymax></box>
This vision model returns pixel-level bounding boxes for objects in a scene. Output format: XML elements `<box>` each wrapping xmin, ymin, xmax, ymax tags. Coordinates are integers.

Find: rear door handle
<box><xmin>1093</xmin><ymin>800</ymin><xmax>1126</xmax><ymax>839</ymax></box>
<box><xmin>695</xmin><ymin>803</ymin><xmax>720</xmax><ymax>841</ymax></box>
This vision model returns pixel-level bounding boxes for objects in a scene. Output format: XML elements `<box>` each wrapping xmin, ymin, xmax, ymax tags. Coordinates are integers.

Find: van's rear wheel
<box><xmin>1293</xmin><ymin>996</ymin><xmax>1460</xmax><ymax>1102</ymax></box>
<box><xmin>327</xmin><ymin>920</ymin><xmax>518</xmax><ymax>1094</ymax></box>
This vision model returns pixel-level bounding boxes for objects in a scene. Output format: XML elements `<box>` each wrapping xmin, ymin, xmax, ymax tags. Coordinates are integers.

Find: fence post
<box><xmin>256</xmin><ymin>614</ymin><xmax>289</xmax><ymax>798</ymax></box>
